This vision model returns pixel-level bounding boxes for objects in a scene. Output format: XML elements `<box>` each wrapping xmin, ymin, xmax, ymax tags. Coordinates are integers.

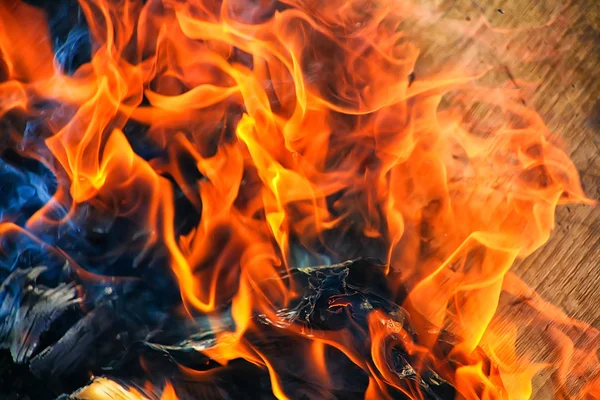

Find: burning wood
<box><xmin>0</xmin><ymin>0</ymin><xmax>598</xmax><ymax>399</ymax></box>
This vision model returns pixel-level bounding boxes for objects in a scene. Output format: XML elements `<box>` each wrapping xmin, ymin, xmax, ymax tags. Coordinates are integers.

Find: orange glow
<box><xmin>0</xmin><ymin>0</ymin><xmax>598</xmax><ymax>399</ymax></box>
<box><xmin>72</xmin><ymin>378</ymin><xmax>148</xmax><ymax>399</ymax></box>
<box><xmin>160</xmin><ymin>382</ymin><xmax>178</xmax><ymax>400</ymax></box>
<box><xmin>311</xmin><ymin>340</ymin><xmax>330</xmax><ymax>386</ymax></box>
<box><xmin>71</xmin><ymin>378</ymin><xmax>178</xmax><ymax>400</ymax></box>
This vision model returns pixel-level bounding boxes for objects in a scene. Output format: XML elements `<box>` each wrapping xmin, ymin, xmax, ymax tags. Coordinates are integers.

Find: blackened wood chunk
<box><xmin>0</xmin><ymin>349</ymin><xmax>56</xmax><ymax>400</ymax></box>
<box><xmin>0</xmin><ymin>266</ymin><xmax>80</xmax><ymax>364</ymax></box>
<box><xmin>1</xmin><ymin>259</ymin><xmax>457</xmax><ymax>399</ymax></box>
<box><xmin>118</xmin><ymin>259</ymin><xmax>455</xmax><ymax>400</ymax></box>
<box><xmin>279</xmin><ymin>258</ymin><xmax>407</xmax><ymax>332</ymax></box>
<box><xmin>30</xmin><ymin>305</ymin><xmax>115</xmax><ymax>378</ymax></box>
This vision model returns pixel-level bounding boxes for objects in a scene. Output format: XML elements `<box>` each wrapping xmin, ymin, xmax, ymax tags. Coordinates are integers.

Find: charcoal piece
<box><xmin>0</xmin><ymin>264</ymin><xmax>176</xmax><ymax>395</ymax></box>
<box><xmin>0</xmin><ymin>266</ymin><xmax>80</xmax><ymax>364</ymax></box>
<box><xmin>0</xmin><ymin>267</ymin><xmax>46</xmax><ymax>342</ymax></box>
<box><xmin>0</xmin><ymin>350</ymin><xmax>56</xmax><ymax>400</ymax></box>
<box><xmin>30</xmin><ymin>305</ymin><xmax>115</xmax><ymax>378</ymax></box>
<box><xmin>281</xmin><ymin>258</ymin><xmax>406</xmax><ymax>331</ymax></box>
<box><xmin>10</xmin><ymin>282</ymin><xmax>80</xmax><ymax>364</ymax></box>
<box><xmin>2</xmin><ymin>259</ymin><xmax>456</xmax><ymax>399</ymax></box>
<box><xmin>109</xmin><ymin>259</ymin><xmax>454</xmax><ymax>400</ymax></box>
<box><xmin>100</xmin><ymin>327</ymin><xmax>446</xmax><ymax>400</ymax></box>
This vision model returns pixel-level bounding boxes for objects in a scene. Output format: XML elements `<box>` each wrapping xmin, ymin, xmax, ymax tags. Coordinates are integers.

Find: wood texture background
<box><xmin>413</xmin><ymin>1</ymin><xmax>599</xmax><ymax>397</ymax></box>
<box><xmin>453</xmin><ymin>0</ymin><xmax>600</xmax><ymax>333</ymax></box>
<box><xmin>504</xmin><ymin>2</ymin><xmax>600</xmax><ymax>394</ymax></box>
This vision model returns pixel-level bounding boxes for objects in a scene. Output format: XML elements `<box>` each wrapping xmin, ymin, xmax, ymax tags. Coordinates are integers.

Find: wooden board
<box><xmin>476</xmin><ymin>0</ymin><xmax>600</xmax><ymax>330</ymax></box>
<box><xmin>505</xmin><ymin>1</ymin><xmax>600</xmax><ymax>393</ymax></box>
<box><xmin>413</xmin><ymin>1</ymin><xmax>599</xmax><ymax>397</ymax></box>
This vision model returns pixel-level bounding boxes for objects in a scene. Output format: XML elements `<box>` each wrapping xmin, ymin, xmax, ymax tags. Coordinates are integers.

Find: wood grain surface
<box><xmin>411</xmin><ymin>1</ymin><xmax>599</xmax><ymax>397</ymax></box>
<box><xmin>454</xmin><ymin>0</ymin><xmax>600</xmax><ymax>327</ymax></box>
<box><xmin>502</xmin><ymin>2</ymin><xmax>600</xmax><ymax>395</ymax></box>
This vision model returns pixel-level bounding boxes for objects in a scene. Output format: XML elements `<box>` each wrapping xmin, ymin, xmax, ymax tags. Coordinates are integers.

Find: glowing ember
<box><xmin>70</xmin><ymin>377</ymin><xmax>176</xmax><ymax>399</ymax></box>
<box><xmin>0</xmin><ymin>0</ymin><xmax>597</xmax><ymax>399</ymax></box>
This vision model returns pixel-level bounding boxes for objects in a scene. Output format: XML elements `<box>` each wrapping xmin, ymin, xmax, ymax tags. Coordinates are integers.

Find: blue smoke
<box><xmin>24</xmin><ymin>0</ymin><xmax>92</xmax><ymax>75</ymax></box>
<box><xmin>54</xmin><ymin>25</ymin><xmax>91</xmax><ymax>75</ymax></box>
<box><xmin>0</xmin><ymin>151</ymin><xmax>56</xmax><ymax>228</ymax></box>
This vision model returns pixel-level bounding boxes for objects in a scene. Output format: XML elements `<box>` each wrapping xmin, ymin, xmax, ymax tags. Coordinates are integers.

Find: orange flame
<box><xmin>0</xmin><ymin>0</ymin><xmax>597</xmax><ymax>398</ymax></box>
<box><xmin>71</xmin><ymin>377</ymin><xmax>176</xmax><ymax>400</ymax></box>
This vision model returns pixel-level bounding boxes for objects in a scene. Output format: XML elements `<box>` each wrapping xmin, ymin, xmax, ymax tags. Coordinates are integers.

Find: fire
<box><xmin>0</xmin><ymin>0</ymin><xmax>597</xmax><ymax>399</ymax></box>
<box><xmin>71</xmin><ymin>378</ymin><xmax>177</xmax><ymax>399</ymax></box>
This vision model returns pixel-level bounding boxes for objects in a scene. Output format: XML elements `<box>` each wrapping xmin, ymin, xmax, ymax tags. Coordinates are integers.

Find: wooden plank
<box><xmin>426</xmin><ymin>1</ymin><xmax>600</xmax><ymax>397</ymax></box>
